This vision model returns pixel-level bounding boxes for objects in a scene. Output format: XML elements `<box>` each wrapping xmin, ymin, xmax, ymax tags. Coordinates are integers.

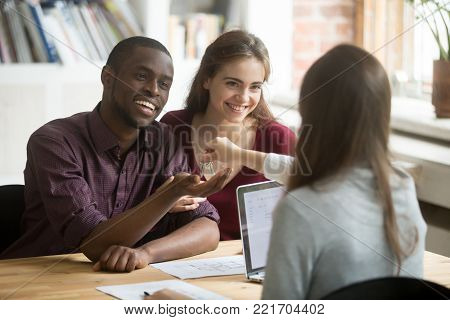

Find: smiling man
<box><xmin>1</xmin><ymin>37</ymin><xmax>230</xmax><ymax>272</ymax></box>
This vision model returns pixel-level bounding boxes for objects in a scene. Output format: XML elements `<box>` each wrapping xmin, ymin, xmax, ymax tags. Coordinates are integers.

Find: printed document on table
<box><xmin>97</xmin><ymin>280</ymin><xmax>227</xmax><ymax>300</ymax></box>
<box><xmin>151</xmin><ymin>255</ymin><xmax>245</xmax><ymax>279</ymax></box>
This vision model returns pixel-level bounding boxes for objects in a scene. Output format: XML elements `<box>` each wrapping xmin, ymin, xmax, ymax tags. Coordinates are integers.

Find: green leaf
<box><xmin>406</xmin><ymin>0</ymin><xmax>450</xmax><ymax>60</ymax></box>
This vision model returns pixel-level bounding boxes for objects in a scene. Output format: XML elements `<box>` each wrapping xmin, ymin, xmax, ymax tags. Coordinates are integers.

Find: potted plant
<box><xmin>406</xmin><ymin>0</ymin><xmax>450</xmax><ymax>118</ymax></box>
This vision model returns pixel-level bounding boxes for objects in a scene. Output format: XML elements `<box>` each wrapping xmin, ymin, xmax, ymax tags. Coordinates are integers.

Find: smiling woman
<box><xmin>202</xmin><ymin>56</ymin><xmax>265</xmax><ymax>124</ymax></box>
<box><xmin>160</xmin><ymin>30</ymin><xmax>296</xmax><ymax>240</ymax></box>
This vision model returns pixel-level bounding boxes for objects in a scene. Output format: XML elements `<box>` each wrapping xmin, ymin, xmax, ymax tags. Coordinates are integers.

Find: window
<box><xmin>356</xmin><ymin>0</ymin><xmax>449</xmax><ymax>100</ymax></box>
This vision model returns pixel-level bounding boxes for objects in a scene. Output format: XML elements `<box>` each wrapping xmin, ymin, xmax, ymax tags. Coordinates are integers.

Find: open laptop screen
<box><xmin>237</xmin><ymin>181</ymin><xmax>284</xmax><ymax>274</ymax></box>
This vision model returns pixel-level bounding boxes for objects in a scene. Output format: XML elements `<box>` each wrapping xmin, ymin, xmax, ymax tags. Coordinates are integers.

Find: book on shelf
<box><xmin>0</xmin><ymin>0</ymin><xmax>142</xmax><ymax>64</ymax></box>
<box><xmin>91</xmin><ymin>3</ymin><xmax>120</xmax><ymax>53</ymax></box>
<box><xmin>0</xmin><ymin>3</ymin><xmax>15</xmax><ymax>63</ymax></box>
<box><xmin>28</xmin><ymin>0</ymin><xmax>59</xmax><ymax>63</ymax></box>
<box><xmin>68</xmin><ymin>1</ymin><xmax>101</xmax><ymax>61</ymax></box>
<box><xmin>17</xmin><ymin>1</ymin><xmax>47</xmax><ymax>62</ymax></box>
<box><xmin>2</xmin><ymin>0</ymin><xmax>33</xmax><ymax>63</ymax></box>
<box><xmin>54</xmin><ymin>1</ymin><xmax>90</xmax><ymax>62</ymax></box>
<box><xmin>102</xmin><ymin>0</ymin><xmax>141</xmax><ymax>39</ymax></box>
<box><xmin>78</xmin><ymin>2</ymin><xmax>109</xmax><ymax>60</ymax></box>
<box><xmin>170</xmin><ymin>13</ymin><xmax>223</xmax><ymax>60</ymax></box>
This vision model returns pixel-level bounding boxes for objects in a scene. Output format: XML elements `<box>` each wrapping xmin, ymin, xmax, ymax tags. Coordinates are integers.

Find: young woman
<box><xmin>261</xmin><ymin>44</ymin><xmax>426</xmax><ymax>299</ymax></box>
<box><xmin>161</xmin><ymin>30</ymin><xmax>296</xmax><ymax>240</ymax></box>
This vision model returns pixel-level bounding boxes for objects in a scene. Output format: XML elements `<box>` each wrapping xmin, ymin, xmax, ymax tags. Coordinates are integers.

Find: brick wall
<box><xmin>292</xmin><ymin>0</ymin><xmax>356</xmax><ymax>89</ymax></box>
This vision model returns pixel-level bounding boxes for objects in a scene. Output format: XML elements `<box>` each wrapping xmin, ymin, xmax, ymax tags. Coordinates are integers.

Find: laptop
<box><xmin>236</xmin><ymin>181</ymin><xmax>285</xmax><ymax>283</ymax></box>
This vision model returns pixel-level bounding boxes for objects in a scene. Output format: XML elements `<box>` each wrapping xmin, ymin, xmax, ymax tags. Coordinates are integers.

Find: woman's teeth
<box><xmin>227</xmin><ymin>103</ymin><xmax>246</xmax><ymax>112</ymax></box>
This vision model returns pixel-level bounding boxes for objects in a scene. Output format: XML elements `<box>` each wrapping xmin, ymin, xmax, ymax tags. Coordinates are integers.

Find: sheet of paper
<box><xmin>151</xmin><ymin>255</ymin><xmax>245</xmax><ymax>279</ymax></box>
<box><xmin>97</xmin><ymin>280</ymin><xmax>227</xmax><ymax>300</ymax></box>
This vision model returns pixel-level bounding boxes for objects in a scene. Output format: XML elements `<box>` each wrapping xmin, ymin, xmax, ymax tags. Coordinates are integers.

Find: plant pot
<box><xmin>432</xmin><ymin>60</ymin><xmax>450</xmax><ymax>118</ymax></box>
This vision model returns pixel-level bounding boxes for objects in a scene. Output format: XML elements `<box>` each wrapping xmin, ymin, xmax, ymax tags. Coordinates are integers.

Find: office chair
<box><xmin>322</xmin><ymin>277</ymin><xmax>450</xmax><ymax>300</ymax></box>
<box><xmin>0</xmin><ymin>184</ymin><xmax>25</xmax><ymax>254</ymax></box>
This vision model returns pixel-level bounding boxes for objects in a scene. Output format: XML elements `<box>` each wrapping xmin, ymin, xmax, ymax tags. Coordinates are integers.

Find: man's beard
<box><xmin>110</xmin><ymin>81</ymin><xmax>153</xmax><ymax>129</ymax></box>
<box><xmin>112</xmin><ymin>97</ymin><xmax>156</xmax><ymax>129</ymax></box>
<box><xmin>113</xmin><ymin>99</ymin><xmax>140</xmax><ymax>129</ymax></box>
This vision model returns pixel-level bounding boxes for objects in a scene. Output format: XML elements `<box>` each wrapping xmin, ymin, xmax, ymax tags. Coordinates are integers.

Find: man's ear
<box><xmin>101</xmin><ymin>65</ymin><xmax>114</xmax><ymax>87</ymax></box>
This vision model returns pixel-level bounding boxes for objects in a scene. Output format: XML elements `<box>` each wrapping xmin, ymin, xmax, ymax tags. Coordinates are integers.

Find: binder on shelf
<box><xmin>103</xmin><ymin>0</ymin><xmax>141</xmax><ymax>38</ymax></box>
<box><xmin>3</xmin><ymin>0</ymin><xmax>33</xmax><ymax>63</ymax></box>
<box><xmin>100</xmin><ymin>1</ymin><xmax>130</xmax><ymax>39</ymax></box>
<box><xmin>17</xmin><ymin>1</ymin><xmax>47</xmax><ymax>62</ymax></box>
<box><xmin>68</xmin><ymin>2</ymin><xmax>100</xmax><ymax>62</ymax></box>
<box><xmin>0</xmin><ymin>6</ymin><xmax>15</xmax><ymax>63</ymax></box>
<box><xmin>91</xmin><ymin>3</ymin><xmax>120</xmax><ymax>50</ymax></box>
<box><xmin>78</xmin><ymin>2</ymin><xmax>109</xmax><ymax>60</ymax></box>
<box><xmin>107</xmin><ymin>0</ymin><xmax>141</xmax><ymax>36</ymax></box>
<box><xmin>28</xmin><ymin>1</ymin><xmax>58</xmax><ymax>62</ymax></box>
<box><xmin>41</xmin><ymin>11</ymin><xmax>72</xmax><ymax>64</ymax></box>
<box><xmin>85</xmin><ymin>3</ymin><xmax>112</xmax><ymax>55</ymax></box>
<box><xmin>45</xmin><ymin>4</ymin><xmax>83</xmax><ymax>63</ymax></box>
<box><xmin>54</xmin><ymin>1</ymin><xmax>90</xmax><ymax>62</ymax></box>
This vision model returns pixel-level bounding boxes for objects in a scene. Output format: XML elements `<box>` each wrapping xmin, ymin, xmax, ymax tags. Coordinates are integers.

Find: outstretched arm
<box><xmin>81</xmin><ymin>169</ymin><xmax>230</xmax><ymax>262</ymax></box>
<box><xmin>203</xmin><ymin>137</ymin><xmax>294</xmax><ymax>185</ymax></box>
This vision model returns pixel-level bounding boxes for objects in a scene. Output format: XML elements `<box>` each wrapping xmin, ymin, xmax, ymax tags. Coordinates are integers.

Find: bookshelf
<box><xmin>0</xmin><ymin>0</ymin><xmax>293</xmax><ymax>184</ymax></box>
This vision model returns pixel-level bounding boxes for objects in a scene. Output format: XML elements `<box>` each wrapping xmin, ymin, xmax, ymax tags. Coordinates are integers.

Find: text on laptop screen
<box><xmin>243</xmin><ymin>186</ymin><xmax>284</xmax><ymax>270</ymax></box>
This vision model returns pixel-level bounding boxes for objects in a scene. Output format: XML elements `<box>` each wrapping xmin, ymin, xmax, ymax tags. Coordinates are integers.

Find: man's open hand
<box><xmin>171</xmin><ymin>168</ymin><xmax>231</xmax><ymax>198</ymax></box>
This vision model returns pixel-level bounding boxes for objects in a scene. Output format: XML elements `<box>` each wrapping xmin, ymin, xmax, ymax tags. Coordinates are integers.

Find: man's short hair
<box><xmin>106</xmin><ymin>36</ymin><xmax>172</xmax><ymax>72</ymax></box>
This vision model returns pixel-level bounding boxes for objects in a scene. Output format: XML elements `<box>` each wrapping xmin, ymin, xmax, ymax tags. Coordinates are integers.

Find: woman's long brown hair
<box><xmin>289</xmin><ymin>44</ymin><xmax>416</xmax><ymax>272</ymax></box>
<box><xmin>185</xmin><ymin>30</ymin><xmax>274</xmax><ymax>126</ymax></box>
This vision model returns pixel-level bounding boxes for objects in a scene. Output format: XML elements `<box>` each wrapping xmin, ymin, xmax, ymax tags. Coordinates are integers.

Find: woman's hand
<box><xmin>201</xmin><ymin>137</ymin><xmax>242</xmax><ymax>165</ymax></box>
<box><xmin>169</xmin><ymin>196</ymin><xmax>207</xmax><ymax>213</ymax></box>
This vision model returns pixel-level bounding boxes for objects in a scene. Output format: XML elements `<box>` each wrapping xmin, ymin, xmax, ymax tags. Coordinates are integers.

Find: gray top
<box><xmin>262</xmin><ymin>166</ymin><xmax>427</xmax><ymax>300</ymax></box>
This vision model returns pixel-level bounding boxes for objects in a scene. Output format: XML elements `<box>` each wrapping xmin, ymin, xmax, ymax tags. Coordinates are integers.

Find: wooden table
<box><xmin>0</xmin><ymin>241</ymin><xmax>449</xmax><ymax>300</ymax></box>
<box><xmin>0</xmin><ymin>240</ymin><xmax>259</xmax><ymax>300</ymax></box>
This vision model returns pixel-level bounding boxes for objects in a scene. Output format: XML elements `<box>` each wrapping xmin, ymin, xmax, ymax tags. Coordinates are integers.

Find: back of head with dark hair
<box><xmin>106</xmin><ymin>36</ymin><xmax>172</xmax><ymax>73</ymax></box>
<box><xmin>185</xmin><ymin>30</ymin><xmax>274</xmax><ymax>126</ymax></box>
<box><xmin>292</xmin><ymin>44</ymin><xmax>391</xmax><ymax>187</ymax></box>
<box><xmin>289</xmin><ymin>44</ymin><xmax>417</xmax><ymax>272</ymax></box>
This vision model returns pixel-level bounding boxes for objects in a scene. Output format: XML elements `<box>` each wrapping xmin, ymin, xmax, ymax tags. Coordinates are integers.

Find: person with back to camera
<box><xmin>261</xmin><ymin>44</ymin><xmax>426</xmax><ymax>299</ymax></box>
<box><xmin>160</xmin><ymin>30</ymin><xmax>296</xmax><ymax>240</ymax></box>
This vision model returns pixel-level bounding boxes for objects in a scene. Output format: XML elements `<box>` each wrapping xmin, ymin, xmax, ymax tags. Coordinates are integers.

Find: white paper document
<box><xmin>151</xmin><ymin>255</ymin><xmax>245</xmax><ymax>279</ymax></box>
<box><xmin>96</xmin><ymin>280</ymin><xmax>227</xmax><ymax>300</ymax></box>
